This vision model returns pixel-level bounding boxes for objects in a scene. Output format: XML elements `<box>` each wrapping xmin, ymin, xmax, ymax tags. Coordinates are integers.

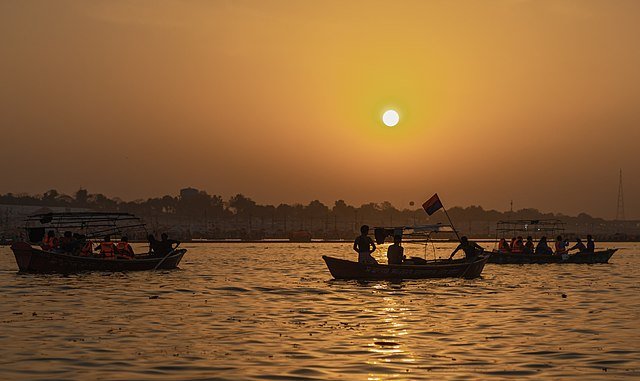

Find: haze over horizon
<box><xmin>1</xmin><ymin>1</ymin><xmax>639</xmax><ymax>219</ymax></box>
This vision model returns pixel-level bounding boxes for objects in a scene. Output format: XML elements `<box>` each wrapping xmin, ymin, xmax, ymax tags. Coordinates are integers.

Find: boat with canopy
<box><xmin>10</xmin><ymin>212</ymin><xmax>187</xmax><ymax>273</ymax></box>
<box><xmin>488</xmin><ymin>219</ymin><xmax>616</xmax><ymax>264</ymax></box>
<box><xmin>322</xmin><ymin>224</ymin><xmax>490</xmax><ymax>280</ymax></box>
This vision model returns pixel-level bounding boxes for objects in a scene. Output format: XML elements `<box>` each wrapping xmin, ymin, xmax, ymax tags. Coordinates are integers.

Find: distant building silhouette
<box><xmin>180</xmin><ymin>187</ymin><xmax>199</xmax><ymax>200</ymax></box>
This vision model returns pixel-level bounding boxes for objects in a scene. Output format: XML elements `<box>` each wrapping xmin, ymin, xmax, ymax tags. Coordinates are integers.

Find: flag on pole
<box><xmin>422</xmin><ymin>193</ymin><xmax>443</xmax><ymax>216</ymax></box>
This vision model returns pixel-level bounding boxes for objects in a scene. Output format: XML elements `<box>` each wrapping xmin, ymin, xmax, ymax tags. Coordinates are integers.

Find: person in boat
<box><xmin>79</xmin><ymin>235</ymin><xmax>93</xmax><ymax>257</ymax></box>
<box><xmin>42</xmin><ymin>230</ymin><xmax>58</xmax><ymax>251</ymax></box>
<box><xmin>523</xmin><ymin>236</ymin><xmax>535</xmax><ymax>254</ymax></box>
<box><xmin>535</xmin><ymin>236</ymin><xmax>553</xmax><ymax>255</ymax></box>
<box><xmin>449</xmin><ymin>236</ymin><xmax>484</xmax><ymax>260</ymax></box>
<box><xmin>116</xmin><ymin>236</ymin><xmax>135</xmax><ymax>259</ymax></box>
<box><xmin>387</xmin><ymin>235</ymin><xmax>404</xmax><ymax>265</ymax></box>
<box><xmin>58</xmin><ymin>231</ymin><xmax>74</xmax><ymax>252</ymax></box>
<box><xmin>94</xmin><ymin>235</ymin><xmax>116</xmax><ymax>259</ymax></box>
<box><xmin>67</xmin><ymin>233</ymin><xmax>83</xmax><ymax>255</ymax></box>
<box><xmin>509</xmin><ymin>237</ymin><xmax>517</xmax><ymax>251</ymax></box>
<box><xmin>149</xmin><ymin>233</ymin><xmax>181</xmax><ymax>258</ymax></box>
<box><xmin>512</xmin><ymin>236</ymin><xmax>524</xmax><ymax>253</ymax></box>
<box><xmin>586</xmin><ymin>235</ymin><xmax>595</xmax><ymax>253</ymax></box>
<box><xmin>147</xmin><ymin>234</ymin><xmax>161</xmax><ymax>256</ymax></box>
<box><xmin>568</xmin><ymin>238</ymin><xmax>587</xmax><ymax>253</ymax></box>
<box><xmin>554</xmin><ymin>235</ymin><xmax>568</xmax><ymax>255</ymax></box>
<box><xmin>60</xmin><ymin>232</ymin><xmax>82</xmax><ymax>254</ymax></box>
<box><xmin>497</xmin><ymin>238</ymin><xmax>511</xmax><ymax>253</ymax></box>
<box><xmin>353</xmin><ymin>225</ymin><xmax>377</xmax><ymax>264</ymax></box>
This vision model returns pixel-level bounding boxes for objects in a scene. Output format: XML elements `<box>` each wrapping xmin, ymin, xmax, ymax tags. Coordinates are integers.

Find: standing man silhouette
<box><xmin>353</xmin><ymin>225</ymin><xmax>377</xmax><ymax>264</ymax></box>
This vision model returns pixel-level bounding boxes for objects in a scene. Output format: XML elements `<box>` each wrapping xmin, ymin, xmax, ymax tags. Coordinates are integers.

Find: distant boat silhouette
<box><xmin>489</xmin><ymin>219</ymin><xmax>617</xmax><ymax>264</ymax></box>
<box><xmin>10</xmin><ymin>212</ymin><xmax>187</xmax><ymax>274</ymax></box>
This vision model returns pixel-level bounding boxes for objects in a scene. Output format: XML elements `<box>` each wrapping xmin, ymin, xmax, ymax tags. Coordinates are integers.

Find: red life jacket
<box><xmin>116</xmin><ymin>242</ymin><xmax>134</xmax><ymax>259</ymax></box>
<box><xmin>99</xmin><ymin>242</ymin><xmax>116</xmax><ymax>258</ymax></box>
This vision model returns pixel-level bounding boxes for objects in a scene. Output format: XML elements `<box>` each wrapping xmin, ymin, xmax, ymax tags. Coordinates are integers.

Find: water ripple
<box><xmin>0</xmin><ymin>243</ymin><xmax>639</xmax><ymax>379</ymax></box>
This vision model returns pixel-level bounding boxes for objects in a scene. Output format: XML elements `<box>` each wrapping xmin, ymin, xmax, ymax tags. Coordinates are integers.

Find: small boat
<box><xmin>488</xmin><ymin>219</ymin><xmax>617</xmax><ymax>264</ymax></box>
<box><xmin>10</xmin><ymin>212</ymin><xmax>187</xmax><ymax>274</ymax></box>
<box><xmin>323</xmin><ymin>223</ymin><xmax>490</xmax><ymax>280</ymax></box>
<box><xmin>11</xmin><ymin>241</ymin><xmax>186</xmax><ymax>273</ymax></box>
<box><xmin>488</xmin><ymin>249</ymin><xmax>617</xmax><ymax>264</ymax></box>
<box><xmin>323</xmin><ymin>254</ymin><xmax>490</xmax><ymax>280</ymax></box>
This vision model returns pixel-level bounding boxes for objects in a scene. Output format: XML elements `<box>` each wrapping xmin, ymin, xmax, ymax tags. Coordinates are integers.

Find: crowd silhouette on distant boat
<box><xmin>39</xmin><ymin>230</ymin><xmax>180</xmax><ymax>259</ymax></box>
<box><xmin>497</xmin><ymin>235</ymin><xmax>596</xmax><ymax>255</ymax></box>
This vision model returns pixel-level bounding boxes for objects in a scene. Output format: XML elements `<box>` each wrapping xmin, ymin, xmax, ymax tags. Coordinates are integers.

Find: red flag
<box><xmin>422</xmin><ymin>193</ymin><xmax>443</xmax><ymax>216</ymax></box>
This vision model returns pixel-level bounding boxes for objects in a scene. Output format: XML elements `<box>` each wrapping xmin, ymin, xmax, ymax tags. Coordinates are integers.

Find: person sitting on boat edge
<box><xmin>387</xmin><ymin>235</ymin><xmax>404</xmax><ymax>265</ymax></box>
<box><xmin>568</xmin><ymin>238</ymin><xmax>587</xmax><ymax>253</ymax></box>
<box><xmin>523</xmin><ymin>236</ymin><xmax>534</xmax><ymax>254</ymax></box>
<box><xmin>116</xmin><ymin>236</ymin><xmax>135</xmax><ymax>259</ymax></box>
<box><xmin>353</xmin><ymin>225</ymin><xmax>377</xmax><ymax>264</ymax></box>
<box><xmin>554</xmin><ymin>235</ymin><xmax>569</xmax><ymax>255</ymax></box>
<box><xmin>535</xmin><ymin>236</ymin><xmax>553</xmax><ymax>255</ymax></box>
<box><xmin>586</xmin><ymin>235</ymin><xmax>595</xmax><ymax>253</ymax></box>
<box><xmin>449</xmin><ymin>236</ymin><xmax>484</xmax><ymax>260</ymax></box>
<box><xmin>95</xmin><ymin>235</ymin><xmax>116</xmax><ymax>259</ymax></box>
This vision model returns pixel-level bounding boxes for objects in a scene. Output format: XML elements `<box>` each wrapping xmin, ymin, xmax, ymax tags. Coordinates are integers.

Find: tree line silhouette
<box><xmin>1</xmin><ymin>188</ymin><xmax>633</xmax><ymax>240</ymax></box>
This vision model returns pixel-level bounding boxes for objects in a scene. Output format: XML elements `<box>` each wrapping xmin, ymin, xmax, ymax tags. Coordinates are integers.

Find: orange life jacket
<box><xmin>512</xmin><ymin>240</ymin><xmax>524</xmax><ymax>253</ymax></box>
<box><xmin>80</xmin><ymin>241</ymin><xmax>93</xmax><ymax>256</ymax></box>
<box><xmin>42</xmin><ymin>236</ymin><xmax>58</xmax><ymax>250</ymax></box>
<box><xmin>99</xmin><ymin>242</ymin><xmax>116</xmax><ymax>258</ymax></box>
<box><xmin>116</xmin><ymin>242</ymin><xmax>134</xmax><ymax>259</ymax></box>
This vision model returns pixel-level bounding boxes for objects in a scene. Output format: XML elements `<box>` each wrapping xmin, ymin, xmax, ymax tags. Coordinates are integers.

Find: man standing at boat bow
<box><xmin>353</xmin><ymin>225</ymin><xmax>377</xmax><ymax>264</ymax></box>
<box><xmin>449</xmin><ymin>236</ymin><xmax>484</xmax><ymax>260</ymax></box>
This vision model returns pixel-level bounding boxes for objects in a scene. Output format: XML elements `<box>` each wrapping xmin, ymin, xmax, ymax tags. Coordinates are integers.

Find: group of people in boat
<box><xmin>353</xmin><ymin>225</ymin><xmax>484</xmax><ymax>265</ymax></box>
<box><xmin>497</xmin><ymin>235</ymin><xmax>595</xmax><ymax>255</ymax></box>
<box><xmin>40</xmin><ymin>230</ymin><xmax>180</xmax><ymax>259</ymax></box>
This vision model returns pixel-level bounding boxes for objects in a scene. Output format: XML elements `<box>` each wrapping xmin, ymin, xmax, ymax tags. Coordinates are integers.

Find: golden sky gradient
<box><xmin>1</xmin><ymin>1</ymin><xmax>639</xmax><ymax>218</ymax></box>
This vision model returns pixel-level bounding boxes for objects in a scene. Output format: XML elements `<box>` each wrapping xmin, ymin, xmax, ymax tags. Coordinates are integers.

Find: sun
<box><xmin>382</xmin><ymin>109</ymin><xmax>399</xmax><ymax>127</ymax></box>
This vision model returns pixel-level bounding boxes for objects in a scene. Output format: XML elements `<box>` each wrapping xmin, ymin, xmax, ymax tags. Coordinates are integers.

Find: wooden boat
<box><xmin>10</xmin><ymin>211</ymin><xmax>187</xmax><ymax>274</ymax></box>
<box><xmin>323</xmin><ymin>254</ymin><xmax>490</xmax><ymax>280</ymax></box>
<box><xmin>490</xmin><ymin>219</ymin><xmax>617</xmax><ymax>264</ymax></box>
<box><xmin>11</xmin><ymin>241</ymin><xmax>187</xmax><ymax>274</ymax></box>
<box><xmin>488</xmin><ymin>249</ymin><xmax>617</xmax><ymax>264</ymax></box>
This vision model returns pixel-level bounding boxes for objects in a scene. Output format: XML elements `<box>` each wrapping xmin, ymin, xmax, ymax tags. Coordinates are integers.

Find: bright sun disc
<box><xmin>382</xmin><ymin>110</ymin><xmax>399</xmax><ymax>127</ymax></box>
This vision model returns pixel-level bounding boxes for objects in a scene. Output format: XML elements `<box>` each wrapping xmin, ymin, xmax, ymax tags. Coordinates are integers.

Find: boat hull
<box><xmin>10</xmin><ymin>242</ymin><xmax>187</xmax><ymax>274</ymax></box>
<box><xmin>322</xmin><ymin>254</ymin><xmax>490</xmax><ymax>280</ymax></box>
<box><xmin>487</xmin><ymin>249</ymin><xmax>616</xmax><ymax>264</ymax></box>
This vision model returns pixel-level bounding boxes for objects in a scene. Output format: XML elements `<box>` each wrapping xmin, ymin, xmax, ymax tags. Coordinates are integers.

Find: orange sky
<box><xmin>1</xmin><ymin>1</ymin><xmax>639</xmax><ymax>218</ymax></box>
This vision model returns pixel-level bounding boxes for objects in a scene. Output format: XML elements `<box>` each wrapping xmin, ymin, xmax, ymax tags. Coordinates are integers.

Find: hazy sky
<box><xmin>1</xmin><ymin>1</ymin><xmax>639</xmax><ymax>218</ymax></box>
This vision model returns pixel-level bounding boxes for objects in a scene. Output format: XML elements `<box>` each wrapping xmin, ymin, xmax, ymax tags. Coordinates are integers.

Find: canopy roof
<box><xmin>372</xmin><ymin>223</ymin><xmax>454</xmax><ymax>244</ymax></box>
<box><xmin>496</xmin><ymin>219</ymin><xmax>565</xmax><ymax>234</ymax></box>
<box><xmin>25</xmin><ymin>212</ymin><xmax>146</xmax><ymax>239</ymax></box>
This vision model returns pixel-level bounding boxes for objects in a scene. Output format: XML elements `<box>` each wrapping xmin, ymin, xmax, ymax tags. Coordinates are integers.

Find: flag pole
<box><xmin>442</xmin><ymin>206</ymin><xmax>461</xmax><ymax>241</ymax></box>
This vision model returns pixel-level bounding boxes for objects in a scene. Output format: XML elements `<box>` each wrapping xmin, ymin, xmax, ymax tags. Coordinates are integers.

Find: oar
<box><xmin>153</xmin><ymin>248</ymin><xmax>177</xmax><ymax>271</ymax></box>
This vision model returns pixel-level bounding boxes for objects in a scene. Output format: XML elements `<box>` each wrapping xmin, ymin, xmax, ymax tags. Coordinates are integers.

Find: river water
<box><xmin>0</xmin><ymin>242</ymin><xmax>638</xmax><ymax>380</ymax></box>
